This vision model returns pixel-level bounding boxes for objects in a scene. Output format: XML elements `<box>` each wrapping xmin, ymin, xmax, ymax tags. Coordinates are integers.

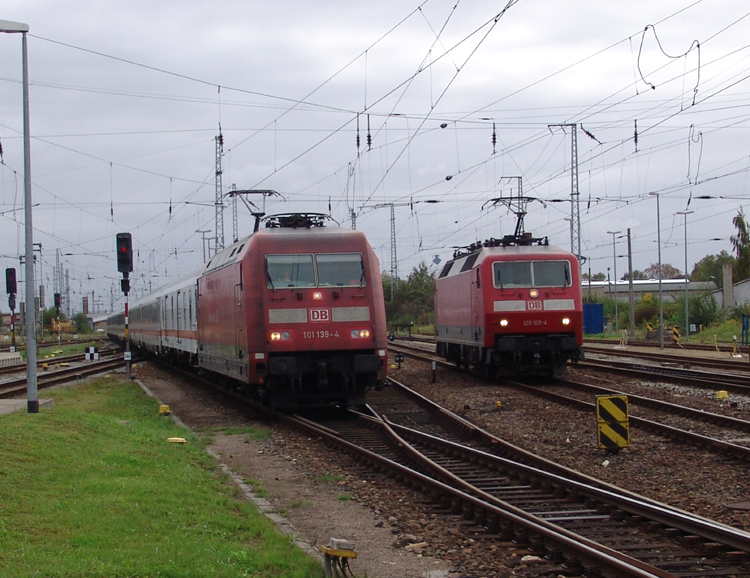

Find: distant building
<box><xmin>88</xmin><ymin>313</ymin><xmax>109</xmax><ymax>332</ymax></box>
<box><xmin>582</xmin><ymin>279</ymin><xmax>717</xmax><ymax>302</ymax></box>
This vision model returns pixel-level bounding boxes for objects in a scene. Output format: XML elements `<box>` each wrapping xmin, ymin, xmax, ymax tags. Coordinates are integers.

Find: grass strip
<box><xmin>0</xmin><ymin>376</ymin><xmax>322</xmax><ymax>578</ymax></box>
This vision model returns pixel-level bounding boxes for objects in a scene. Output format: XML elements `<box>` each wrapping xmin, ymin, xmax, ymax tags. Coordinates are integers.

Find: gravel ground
<box><xmin>129</xmin><ymin>362</ymin><xmax>459</xmax><ymax>578</ymax></box>
<box><xmin>393</xmin><ymin>359</ymin><xmax>750</xmax><ymax>531</ymax></box>
<box><xmin>127</xmin><ymin>353</ymin><xmax>750</xmax><ymax>578</ymax></box>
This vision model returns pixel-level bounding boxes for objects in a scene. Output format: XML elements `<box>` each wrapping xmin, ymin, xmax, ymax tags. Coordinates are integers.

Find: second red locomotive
<box><xmin>435</xmin><ymin>232</ymin><xmax>583</xmax><ymax>376</ymax></box>
<box><xmin>108</xmin><ymin>213</ymin><xmax>388</xmax><ymax>409</ymax></box>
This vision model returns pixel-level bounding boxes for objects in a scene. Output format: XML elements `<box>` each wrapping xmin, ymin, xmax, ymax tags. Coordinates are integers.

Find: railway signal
<box><xmin>5</xmin><ymin>267</ymin><xmax>17</xmax><ymax>295</ymax></box>
<box><xmin>115</xmin><ymin>232</ymin><xmax>133</xmax><ymax>378</ymax></box>
<box><xmin>54</xmin><ymin>292</ymin><xmax>62</xmax><ymax>344</ymax></box>
<box><xmin>5</xmin><ymin>268</ymin><xmax>16</xmax><ymax>352</ymax></box>
<box><xmin>116</xmin><ymin>232</ymin><xmax>133</xmax><ymax>273</ymax></box>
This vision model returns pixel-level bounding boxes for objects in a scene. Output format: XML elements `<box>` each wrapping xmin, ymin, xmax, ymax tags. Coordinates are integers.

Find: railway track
<box><xmin>579</xmin><ymin>356</ymin><xmax>750</xmax><ymax>394</ymax></box>
<box><xmin>388</xmin><ymin>341</ymin><xmax>750</xmax><ymax>462</ymax></box>
<box><xmin>284</xmin><ymin>381</ymin><xmax>750</xmax><ymax>578</ymax></box>
<box><xmin>0</xmin><ymin>347</ymin><xmax>118</xmax><ymax>377</ymax></box>
<box><xmin>0</xmin><ymin>336</ymin><xmax>107</xmax><ymax>354</ymax></box>
<box><xmin>583</xmin><ymin>344</ymin><xmax>750</xmax><ymax>375</ymax></box>
<box><xmin>0</xmin><ymin>354</ymin><xmax>130</xmax><ymax>399</ymax></box>
<box><xmin>512</xmin><ymin>380</ymin><xmax>750</xmax><ymax>462</ymax></box>
<box><xmin>585</xmin><ymin>338</ymin><xmax>747</xmax><ymax>354</ymax></box>
<box><xmin>391</xmin><ymin>338</ymin><xmax>750</xmax><ymax>393</ymax></box>
<box><xmin>140</xmin><ymin>355</ymin><xmax>750</xmax><ymax>576</ymax></box>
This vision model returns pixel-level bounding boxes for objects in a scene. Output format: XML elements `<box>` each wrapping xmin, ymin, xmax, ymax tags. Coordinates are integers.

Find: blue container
<box><xmin>583</xmin><ymin>303</ymin><xmax>604</xmax><ymax>335</ymax></box>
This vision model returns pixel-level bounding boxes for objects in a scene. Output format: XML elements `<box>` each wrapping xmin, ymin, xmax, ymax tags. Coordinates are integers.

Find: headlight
<box><xmin>529</xmin><ymin>289</ymin><xmax>539</xmax><ymax>298</ymax></box>
<box><xmin>499</xmin><ymin>319</ymin><xmax>509</xmax><ymax>327</ymax></box>
<box><xmin>312</xmin><ymin>291</ymin><xmax>323</xmax><ymax>300</ymax></box>
<box><xmin>270</xmin><ymin>331</ymin><xmax>291</xmax><ymax>341</ymax></box>
<box><xmin>350</xmin><ymin>329</ymin><xmax>371</xmax><ymax>338</ymax></box>
<box><xmin>562</xmin><ymin>318</ymin><xmax>571</xmax><ymax>326</ymax></box>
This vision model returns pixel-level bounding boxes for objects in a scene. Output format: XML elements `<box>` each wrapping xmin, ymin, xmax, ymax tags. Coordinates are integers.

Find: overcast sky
<box><xmin>1</xmin><ymin>0</ymin><xmax>749</xmax><ymax>314</ymax></box>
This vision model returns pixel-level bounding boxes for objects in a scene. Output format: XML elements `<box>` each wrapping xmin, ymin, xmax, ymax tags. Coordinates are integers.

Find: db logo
<box><xmin>309</xmin><ymin>308</ymin><xmax>331</xmax><ymax>322</ymax></box>
<box><xmin>527</xmin><ymin>300</ymin><xmax>542</xmax><ymax>310</ymax></box>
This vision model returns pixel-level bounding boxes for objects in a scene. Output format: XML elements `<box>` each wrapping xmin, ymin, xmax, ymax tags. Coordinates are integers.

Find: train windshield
<box><xmin>266</xmin><ymin>253</ymin><xmax>364</xmax><ymax>288</ymax></box>
<box><xmin>266</xmin><ymin>254</ymin><xmax>316</xmax><ymax>288</ymax></box>
<box><xmin>493</xmin><ymin>260</ymin><xmax>571</xmax><ymax>288</ymax></box>
<box><xmin>317</xmin><ymin>253</ymin><xmax>365</xmax><ymax>287</ymax></box>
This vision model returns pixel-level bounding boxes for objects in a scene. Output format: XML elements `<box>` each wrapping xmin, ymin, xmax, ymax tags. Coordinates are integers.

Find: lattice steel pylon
<box><xmin>358</xmin><ymin>200</ymin><xmax>440</xmax><ymax>301</ymax></box>
<box><xmin>570</xmin><ymin>124</ymin><xmax>581</xmax><ymax>263</ymax></box>
<box><xmin>214</xmin><ymin>128</ymin><xmax>225</xmax><ymax>253</ymax></box>
<box><xmin>549</xmin><ymin>123</ymin><xmax>582</xmax><ymax>262</ymax></box>
<box><xmin>390</xmin><ymin>204</ymin><xmax>397</xmax><ymax>299</ymax></box>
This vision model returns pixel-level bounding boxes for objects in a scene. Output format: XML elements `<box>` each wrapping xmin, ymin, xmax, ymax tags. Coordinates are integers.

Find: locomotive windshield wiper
<box><xmin>267</xmin><ymin>272</ymin><xmax>276</xmax><ymax>291</ymax></box>
<box><xmin>359</xmin><ymin>269</ymin><xmax>365</xmax><ymax>287</ymax></box>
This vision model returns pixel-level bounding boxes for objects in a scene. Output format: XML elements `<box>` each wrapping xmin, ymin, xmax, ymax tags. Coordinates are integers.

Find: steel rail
<box><xmin>510</xmin><ymin>381</ymin><xmax>750</xmax><ymax>462</ymax></box>
<box><xmin>583</xmin><ymin>344</ymin><xmax>750</xmax><ymax>374</ymax></box>
<box><xmin>578</xmin><ymin>357</ymin><xmax>750</xmax><ymax>392</ymax></box>
<box><xmin>0</xmin><ymin>348</ymin><xmax>118</xmax><ymax>377</ymax></box>
<box><xmin>383</xmin><ymin>379</ymin><xmax>750</xmax><ymax>551</ymax></box>
<box><xmin>0</xmin><ymin>357</ymin><xmax>131</xmax><ymax>398</ymax></box>
<box><xmin>283</xmin><ymin>410</ymin><xmax>672</xmax><ymax>578</ymax></box>
<box><xmin>383</xmin><ymin>414</ymin><xmax>750</xmax><ymax>553</ymax></box>
<box><xmin>554</xmin><ymin>377</ymin><xmax>750</xmax><ymax>434</ymax></box>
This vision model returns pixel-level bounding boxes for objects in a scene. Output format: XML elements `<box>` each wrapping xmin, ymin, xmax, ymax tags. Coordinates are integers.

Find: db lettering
<box><xmin>309</xmin><ymin>308</ymin><xmax>331</xmax><ymax>322</ymax></box>
<box><xmin>527</xmin><ymin>301</ymin><xmax>542</xmax><ymax>310</ymax></box>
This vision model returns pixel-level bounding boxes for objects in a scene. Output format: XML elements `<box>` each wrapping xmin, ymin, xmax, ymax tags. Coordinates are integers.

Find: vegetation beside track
<box><xmin>0</xmin><ymin>376</ymin><xmax>322</xmax><ymax>578</ymax></box>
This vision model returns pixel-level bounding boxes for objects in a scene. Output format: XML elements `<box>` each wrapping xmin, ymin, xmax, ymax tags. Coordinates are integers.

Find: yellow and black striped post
<box><xmin>672</xmin><ymin>325</ymin><xmax>682</xmax><ymax>347</ymax></box>
<box><xmin>596</xmin><ymin>395</ymin><xmax>629</xmax><ymax>450</ymax></box>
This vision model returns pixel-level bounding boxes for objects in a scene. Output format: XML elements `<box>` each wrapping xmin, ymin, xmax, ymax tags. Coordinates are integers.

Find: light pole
<box><xmin>0</xmin><ymin>19</ymin><xmax>37</xmax><ymax>412</ymax></box>
<box><xmin>677</xmin><ymin>210</ymin><xmax>694</xmax><ymax>342</ymax></box>
<box><xmin>607</xmin><ymin>230</ymin><xmax>621</xmax><ymax>333</ymax></box>
<box><xmin>649</xmin><ymin>192</ymin><xmax>664</xmax><ymax>349</ymax></box>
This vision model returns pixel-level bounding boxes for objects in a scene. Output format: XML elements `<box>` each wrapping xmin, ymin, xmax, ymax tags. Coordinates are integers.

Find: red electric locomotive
<box><xmin>108</xmin><ymin>213</ymin><xmax>388</xmax><ymax>409</ymax></box>
<box><xmin>198</xmin><ymin>213</ymin><xmax>388</xmax><ymax>408</ymax></box>
<box><xmin>435</xmin><ymin>231</ymin><xmax>584</xmax><ymax>376</ymax></box>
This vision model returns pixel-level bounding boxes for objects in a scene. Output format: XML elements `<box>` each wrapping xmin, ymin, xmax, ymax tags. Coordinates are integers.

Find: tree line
<box><xmin>384</xmin><ymin>209</ymin><xmax>750</xmax><ymax>332</ymax></box>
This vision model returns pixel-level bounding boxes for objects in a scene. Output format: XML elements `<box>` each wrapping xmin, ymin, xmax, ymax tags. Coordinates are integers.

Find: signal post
<box><xmin>5</xmin><ymin>268</ymin><xmax>16</xmax><ymax>352</ymax></box>
<box><xmin>116</xmin><ymin>233</ymin><xmax>133</xmax><ymax>378</ymax></box>
<box><xmin>54</xmin><ymin>292</ymin><xmax>61</xmax><ymax>345</ymax></box>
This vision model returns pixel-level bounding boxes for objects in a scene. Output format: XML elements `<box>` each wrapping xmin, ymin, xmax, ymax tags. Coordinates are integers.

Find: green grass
<box><xmin>691</xmin><ymin>319</ymin><xmax>744</xmax><ymax>344</ymax></box>
<box><xmin>0</xmin><ymin>377</ymin><xmax>322</xmax><ymax>578</ymax></box>
<box><xmin>335</xmin><ymin>494</ymin><xmax>352</xmax><ymax>502</ymax></box>
<box><xmin>38</xmin><ymin>340</ymin><xmax>98</xmax><ymax>358</ymax></box>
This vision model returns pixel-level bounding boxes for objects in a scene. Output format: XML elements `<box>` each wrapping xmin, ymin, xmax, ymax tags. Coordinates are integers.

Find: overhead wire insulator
<box><xmin>356</xmin><ymin>114</ymin><xmax>361</xmax><ymax>151</ymax></box>
<box><xmin>367</xmin><ymin>114</ymin><xmax>372</xmax><ymax>150</ymax></box>
<box><xmin>492</xmin><ymin>122</ymin><xmax>497</xmax><ymax>155</ymax></box>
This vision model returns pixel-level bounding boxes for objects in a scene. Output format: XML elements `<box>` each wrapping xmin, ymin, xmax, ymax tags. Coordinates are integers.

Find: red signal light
<box><xmin>116</xmin><ymin>233</ymin><xmax>133</xmax><ymax>273</ymax></box>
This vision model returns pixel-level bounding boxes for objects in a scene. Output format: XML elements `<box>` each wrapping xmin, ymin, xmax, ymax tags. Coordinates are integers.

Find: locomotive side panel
<box><xmin>435</xmin><ymin>267</ymin><xmax>480</xmax><ymax>345</ymax></box>
<box><xmin>197</xmin><ymin>261</ymin><xmax>248</xmax><ymax>381</ymax></box>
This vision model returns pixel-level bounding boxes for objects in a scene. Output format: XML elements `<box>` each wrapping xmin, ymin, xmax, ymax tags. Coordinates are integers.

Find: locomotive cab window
<box><xmin>493</xmin><ymin>260</ymin><xmax>571</xmax><ymax>288</ymax></box>
<box><xmin>317</xmin><ymin>253</ymin><xmax>364</xmax><ymax>287</ymax></box>
<box><xmin>266</xmin><ymin>254</ymin><xmax>316</xmax><ymax>288</ymax></box>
